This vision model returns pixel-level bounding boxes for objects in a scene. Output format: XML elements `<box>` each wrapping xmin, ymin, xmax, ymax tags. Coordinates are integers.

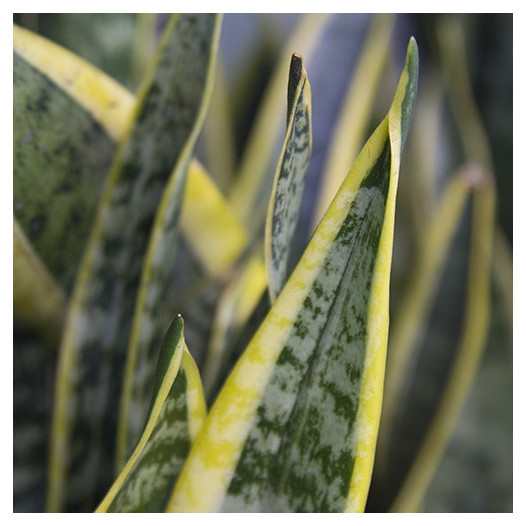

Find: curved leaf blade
<box><xmin>167</xmin><ymin>38</ymin><xmax>418</xmax><ymax>513</ymax></box>
<box><xmin>96</xmin><ymin>317</ymin><xmax>206</xmax><ymax>513</ymax></box>
<box><xmin>48</xmin><ymin>14</ymin><xmax>221</xmax><ymax>512</ymax></box>
<box><xmin>13</xmin><ymin>44</ymin><xmax>116</xmax><ymax>287</ymax></box>
<box><xmin>13</xmin><ymin>24</ymin><xmax>135</xmax><ymax>142</ymax></box>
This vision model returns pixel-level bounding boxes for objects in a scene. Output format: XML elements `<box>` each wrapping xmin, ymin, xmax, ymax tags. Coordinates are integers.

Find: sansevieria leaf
<box><xmin>48</xmin><ymin>14</ymin><xmax>221</xmax><ymax>512</ymax></box>
<box><xmin>203</xmin><ymin>53</ymin><xmax>313</xmax><ymax>400</ymax></box>
<box><xmin>96</xmin><ymin>317</ymin><xmax>206</xmax><ymax>513</ymax></box>
<box><xmin>229</xmin><ymin>14</ymin><xmax>329</xmax><ymax>233</ymax></box>
<box><xmin>167</xmin><ymin>37</ymin><xmax>418</xmax><ymax>513</ymax></box>
<box><xmin>265</xmin><ymin>53</ymin><xmax>312</xmax><ymax>303</ymax></box>
<box><xmin>13</xmin><ymin>28</ymin><xmax>118</xmax><ymax>287</ymax></box>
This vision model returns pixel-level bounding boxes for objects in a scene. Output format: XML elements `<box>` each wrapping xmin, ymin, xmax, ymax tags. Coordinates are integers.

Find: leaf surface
<box><xmin>265</xmin><ymin>53</ymin><xmax>312</xmax><ymax>303</ymax></box>
<box><xmin>167</xmin><ymin>38</ymin><xmax>418</xmax><ymax>513</ymax></box>
<box><xmin>96</xmin><ymin>317</ymin><xmax>205</xmax><ymax>513</ymax></box>
<box><xmin>13</xmin><ymin>32</ymin><xmax>117</xmax><ymax>286</ymax></box>
<box><xmin>48</xmin><ymin>14</ymin><xmax>221</xmax><ymax>512</ymax></box>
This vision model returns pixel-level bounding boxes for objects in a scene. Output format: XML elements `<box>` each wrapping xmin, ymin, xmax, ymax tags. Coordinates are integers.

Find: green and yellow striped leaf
<box><xmin>229</xmin><ymin>14</ymin><xmax>329</xmax><ymax>233</ymax></box>
<box><xmin>265</xmin><ymin>53</ymin><xmax>312</xmax><ymax>303</ymax></box>
<box><xmin>13</xmin><ymin>27</ymin><xmax>120</xmax><ymax>287</ymax></box>
<box><xmin>115</xmin><ymin>23</ymin><xmax>222</xmax><ymax>467</ymax></box>
<box><xmin>48</xmin><ymin>14</ymin><xmax>221</xmax><ymax>512</ymax></box>
<box><xmin>166</xmin><ymin>38</ymin><xmax>418</xmax><ymax>513</ymax></box>
<box><xmin>202</xmin><ymin>254</ymin><xmax>267</xmax><ymax>401</ymax></box>
<box><xmin>96</xmin><ymin>317</ymin><xmax>206</xmax><ymax>513</ymax></box>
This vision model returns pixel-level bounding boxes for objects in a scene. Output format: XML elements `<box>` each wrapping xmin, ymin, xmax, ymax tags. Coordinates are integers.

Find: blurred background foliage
<box><xmin>13</xmin><ymin>13</ymin><xmax>512</xmax><ymax>512</ymax></box>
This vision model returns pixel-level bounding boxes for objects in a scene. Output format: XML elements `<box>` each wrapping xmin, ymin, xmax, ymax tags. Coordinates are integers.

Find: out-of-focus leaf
<box><xmin>130</xmin><ymin>13</ymin><xmax>159</xmax><ymax>87</ymax></box>
<box><xmin>390</xmin><ymin>176</ymin><xmax>495</xmax><ymax>512</ymax></box>
<box><xmin>265</xmin><ymin>53</ymin><xmax>312</xmax><ymax>303</ymax></box>
<box><xmin>13</xmin><ymin>321</ymin><xmax>51</xmax><ymax>513</ymax></box>
<box><xmin>96</xmin><ymin>317</ymin><xmax>205</xmax><ymax>513</ymax></box>
<box><xmin>13</xmin><ymin>27</ymin><xmax>120</xmax><ymax>288</ymax></box>
<box><xmin>313</xmin><ymin>14</ymin><xmax>395</xmax><ymax>226</ymax></box>
<box><xmin>33</xmin><ymin>14</ymin><xmax>139</xmax><ymax>90</ymax></box>
<box><xmin>200</xmin><ymin>59</ymin><xmax>237</xmax><ymax>193</ymax></box>
<box><xmin>379</xmin><ymin>167</ymin><xmax>478</xmax><ymax>460</ymax></box>
<box><xmin>48</xmin><ymin>14</ymin><xmax>221</xmax><ymax>512</ymax></box>
<box><xmin>166</xmin><ymin>39</ymin><xmax>418</xmax><ymax>513</ymax></box>
<box><xmin>14</xmin><ymin>25</ymin><xmax>135</xmax><ymax>142</ymax></box>
<box><xmin>13</xmin><ymin>217</ymin><xmax>66</xmax><ymax>349</ymax></box>
<box><xmin>436</xmin><ymin>15</ymin><xmax>493</xmax><ymax>172</ymax></box>
<box><xmin>180</xmin><ymin>160</ymin><xmax>249</xmax><ymax>280</ymax></box>
<box><xmin>422</xmin><ymin>269</ymin><xmax>512</xmax><ymax>512</ymax></box>
<box><xmin>228</xmin><ymin>14</ymin><xmax>329</xmax><ymax>233</ymax></box>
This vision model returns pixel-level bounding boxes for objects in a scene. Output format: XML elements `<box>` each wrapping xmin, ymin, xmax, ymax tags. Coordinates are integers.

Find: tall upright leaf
<box><xmin>48</xmin><ymin>14</ymin><xmax>221</xmax><ymax>512</ymax></box>
<box><xmin>265</xmin><ymin>53</ymin><xmax>312</xmax><ymax>303</ymax></box>
<box><xmin>167</xmin><ymin>38</ymin><xmax>418</xmax><ymax>513</ymax></box>
<box><xmin>228</xmin><ymin>14</ymin><xmax>329</xmax><ymax>232</ymax></box>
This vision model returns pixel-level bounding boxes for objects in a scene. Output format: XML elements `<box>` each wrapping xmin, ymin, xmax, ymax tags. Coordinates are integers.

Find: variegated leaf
<box><xmin>13</xmin><ymin>30</ymin><xmax>118</xmax><ymax>287</ymax></box>
<box><xmin>228</xmin><ymin>14</ymin><xmax>330</xmax><ymax>233</ymax></box>
<box><xmin>265</xmin><ymin>53</ymin><xmax>312</xmax><ymax>303</ymax></box>
<box><xmin>48</xmin><ymin>14</ymin><xmax>221</xmax><ymax>512</ymax></box>
<box><xmin>167</xmin><ymin>38</ymin><xmax>418</xmax><ymax>513</ymax></box>
<box><xmin>202</xmin><ymin>254</ymin><xmax>267</xmax><ymax>401</ymax></box>
<box><xmin>96</xmin><ymin>317</ymin><xmax>206</xmax><ymax>513</ymax></box>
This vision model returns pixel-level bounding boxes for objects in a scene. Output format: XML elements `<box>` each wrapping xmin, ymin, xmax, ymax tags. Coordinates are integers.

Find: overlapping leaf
<box><xmin>167</xmin><ymin>38</ymin><xmax>418</xmax><ymax>513</ymax></box>
<box><xmin>48</xmin><ymin>14</ymin><xmax>221</xmax><ymax>511</ymax></box>
<box><xmin>97</xmin><ymin>317</ymin><xmax>205</xmax><ymax>513</ymax></box>
<box><xmin>13</xmin><ymin>28</ymin><xmax>119</xmax><ymax>287</ymax></box>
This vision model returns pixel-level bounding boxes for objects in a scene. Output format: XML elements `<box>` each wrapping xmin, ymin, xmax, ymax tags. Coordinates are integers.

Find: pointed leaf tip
<box><xmin>389</xmin><ymin>37</ymin><xmax>419</xmax><ymax>152</ymax></box>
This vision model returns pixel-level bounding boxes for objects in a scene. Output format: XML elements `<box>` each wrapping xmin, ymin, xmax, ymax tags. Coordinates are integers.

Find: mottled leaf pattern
<box><xmin>229</xmin><ymin>14</ymin><xmax>330</xmax><ymax>233</ymax></box>
<box><xmin>13</xmin><ymin>50</ymin><xmax>115</xmax><ymax>288</ymax></box>
<box><xmin>265</xmin><ymin>53</ymin><xmax>312</xmax><ymax>303</ymax></box>
<box><xmin>96</xmin><ymin>317</ymin><xmax>206</xmax><ymax>513</ymax></box>
<box><xmin>167</xmin><ymin>38</ymin><xmax>418</xmax><ymax>513</ymax></box>
<box><xmin>48</xmin><ymin>14</ymin><xmax>221</xmax><ymax>512</ymax></box>
<box><xmin>13</xmin><ymin>321</ymin><xmax>51</xmax><ymax>513</ymax></box>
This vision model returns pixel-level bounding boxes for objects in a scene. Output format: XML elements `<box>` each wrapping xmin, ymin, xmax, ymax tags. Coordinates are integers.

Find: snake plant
<box><xmin>13</xmin><ymin>13</ymin><xmax>512</xmax><ymax>513</ymax></box>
